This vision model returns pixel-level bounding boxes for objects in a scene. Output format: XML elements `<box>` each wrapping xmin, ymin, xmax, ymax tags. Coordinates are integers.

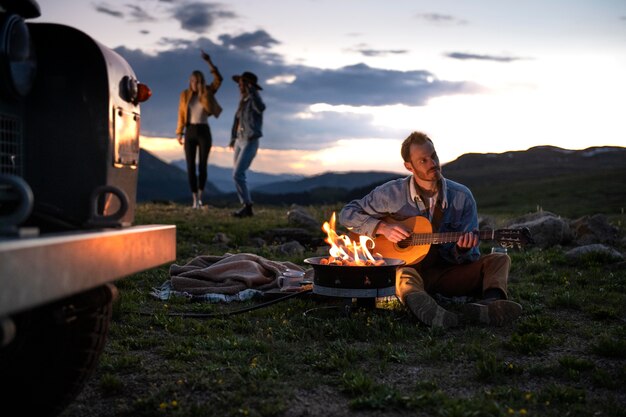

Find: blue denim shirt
<box><xmin>231</xmin><ymin>89</ymin><xmax>265</xmax><ymax>143</ymax></box>
<box><xmin>338</xmin><ymin>175</ymin><xmax>480</xmax><ymax>264</ymax></box>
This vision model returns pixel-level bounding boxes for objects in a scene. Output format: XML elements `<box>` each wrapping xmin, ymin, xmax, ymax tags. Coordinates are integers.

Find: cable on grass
<box><xmin>128</xmin><ymin>288</ymin><xmax>313</xmax><ymax>319</ymax></box>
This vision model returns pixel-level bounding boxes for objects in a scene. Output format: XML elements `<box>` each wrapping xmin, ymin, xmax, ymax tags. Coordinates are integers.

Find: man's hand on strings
<box><xmin>376</xmin><ymin>221</ymin><xmax>410</xmax><ymax>243</ymax></box>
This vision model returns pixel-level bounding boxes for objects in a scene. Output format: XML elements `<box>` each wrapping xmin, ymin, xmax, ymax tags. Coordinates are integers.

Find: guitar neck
<box><xmin>408</xmin><ymin>230</ymin><xmax>495</xmax><ymax>246</ymax></box>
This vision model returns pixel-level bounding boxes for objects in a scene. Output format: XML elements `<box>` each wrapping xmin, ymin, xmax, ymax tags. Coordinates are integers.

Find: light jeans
<box><xmin>233</xmin><ymin>137</ymin><xmax>259</xmax><ymax>204</ymax></box>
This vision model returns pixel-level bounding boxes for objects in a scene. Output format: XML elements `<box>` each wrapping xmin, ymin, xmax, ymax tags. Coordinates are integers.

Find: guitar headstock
<box><xmin>494</xmin><ymin>227</ymin><xmax>534</xmax><ymax>249</ymax></box>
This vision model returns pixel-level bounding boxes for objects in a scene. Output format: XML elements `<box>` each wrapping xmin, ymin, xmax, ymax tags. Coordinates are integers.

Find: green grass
<box><xmin>59</xmin><ymin>203</ymin><xmax>626</xmax><ymax>417</ymax></box>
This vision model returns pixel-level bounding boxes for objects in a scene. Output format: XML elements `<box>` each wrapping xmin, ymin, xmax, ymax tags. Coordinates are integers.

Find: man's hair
<box><xmin>401</xmin><ymin>131</ymin><xmax>433</xmax><ymax>162</ymax></box>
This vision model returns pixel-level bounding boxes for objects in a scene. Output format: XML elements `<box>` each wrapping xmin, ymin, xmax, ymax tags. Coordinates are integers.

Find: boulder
<box><xmin>212</xmin><ymin>232</ymin><xmax>230</xmax><ymax>244</ymax></box>
<box><xmin>478</xmin><ymin>214</ymin><xmax>497</xmax><ymax>230</ymax></box>
<box><xmin>260</xmin><ymin>227</ymin><xmax>316</xmax><ymax>244</ymax></box>
<box><xmin>277</xmin><ymin>241</ymin><xmax>306</xmax><ymax>256</ymax></box>
<box><xmin>570</xmin><ymin>214</ymin><xmax>621</xmax><ymax>246</ymax></box>
<box><xmin>287</xmin><ymin>205</ymin><xmax>321</xmax><ymax>231</ymax></box>
<box><xmin>507</xmin><ymin>212</ymin><xmax>573</xmax><ymax>248</ymax></box>
<box><xmin>565</xmin><ymin>244</ymin><xmax>624</xmax><ymax>263</ymax></box>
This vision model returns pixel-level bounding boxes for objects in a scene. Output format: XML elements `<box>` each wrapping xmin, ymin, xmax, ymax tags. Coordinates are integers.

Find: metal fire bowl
<box><xmin>304</xmin><ymin>257</ymin><xmax>405</xmax><ymax>298</ymax></box>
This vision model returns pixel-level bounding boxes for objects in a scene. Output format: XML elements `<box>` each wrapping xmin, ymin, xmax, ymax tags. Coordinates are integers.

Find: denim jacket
<box><xmin>338</xmin><ymin>175</ymin><xmax>480</xmax><ymax>264</ymax></box>
<box><xmin>230</xmin><ymin>89</ymin><xmax>265</xmax><ymax>144</ymax></box>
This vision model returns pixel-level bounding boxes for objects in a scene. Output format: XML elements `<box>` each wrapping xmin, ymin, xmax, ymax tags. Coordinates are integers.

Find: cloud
<box><xmin>115</xmin><ymin>34</ymin><xmax>481</xmax><ymax>150</ymax></box>
<box><xmin>94</xmin><ymin>3</ymin><xmax>124</xmax><ymax>18</ymax></box>
<box><xmin>219</xmin><ymin>30</ymin><xmax>280</xmax><ymax>49</ymax></box>
<box><xmin>270</xmin><ymin>63</ymin><xmax>480</xmax><ymax>107</ymax></box>
<box><xmin>415</xmin><ymin>13</ymin><xmax>468</xmax><ymax>25</ymax></box>
<box><xmin>127</xmin><ymin>5</ymin><xmax>156</xmax><ymax>22</ymax></box>
<box><xmin>347</xmin><ymin>44</ymin><xmax>409</xmax><ymax>57</ymax></box>
<box><xmin>171</xmin><ymin>2</ymin><xmax>236</xmax><ymax>33</ymax></box>
<box><xmin>157</xmin><ymin>37</ymin><xmax>194</xmax><ymax>48</ymax></box>
<box><xmin>445</xmin><ymin>52</ymin><xmax>524</xmax><ymax>62</ymax></box>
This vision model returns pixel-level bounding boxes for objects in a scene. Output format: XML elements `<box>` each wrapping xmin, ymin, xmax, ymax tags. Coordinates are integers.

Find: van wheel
<box><xmin>0</xmin><ymin>284</ymin><xmax>116</xmax><ymax>417</ymax></box>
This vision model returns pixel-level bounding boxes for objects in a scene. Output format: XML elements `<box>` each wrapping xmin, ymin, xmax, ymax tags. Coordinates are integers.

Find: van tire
<box><xmin>0</xmin><ymin>284</ymin><xmax>115</xmax><ymax>417</ymax></box>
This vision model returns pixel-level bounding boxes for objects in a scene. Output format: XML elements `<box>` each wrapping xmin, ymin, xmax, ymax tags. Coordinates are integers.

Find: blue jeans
<box><xmin>233</xmin><ymin>137</ymin><xmax>259</xmax><ymax>204</ymax></box>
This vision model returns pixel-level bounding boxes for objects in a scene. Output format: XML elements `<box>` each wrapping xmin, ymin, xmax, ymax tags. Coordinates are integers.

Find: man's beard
<box><xmin>417</xmin><ymin>167</ymin><xmax>441</xmax><ymax>182</ymax></box>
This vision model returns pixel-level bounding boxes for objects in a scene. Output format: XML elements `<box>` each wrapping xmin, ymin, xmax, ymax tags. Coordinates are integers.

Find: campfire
<box><xmin>320</xmin><ymin>212</ymin><xmax>386</xmax><ymax>266</ymax></box>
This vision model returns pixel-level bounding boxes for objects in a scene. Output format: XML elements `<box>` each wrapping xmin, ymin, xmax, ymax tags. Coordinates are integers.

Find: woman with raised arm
<box><xmin>176</xmin><ymin>50</ymin><xmax>223</xmax><ymax>209</ymax></box>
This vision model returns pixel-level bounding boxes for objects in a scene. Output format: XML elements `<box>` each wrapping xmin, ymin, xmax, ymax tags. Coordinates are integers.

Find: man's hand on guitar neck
<box><xmin>375</xmin><ymin>221</ymin><xmax>410</xmax><ymax>243</ymax></box>
<box><xmin>456</xmin><ymin>231</ymin><xmax>479</xmax><ymax>251</ymax></box>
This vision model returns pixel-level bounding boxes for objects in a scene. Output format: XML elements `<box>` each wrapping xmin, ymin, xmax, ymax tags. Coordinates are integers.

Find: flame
<box><xmin>321</xmin><ymin>212</ymin><xmax>385</xmax><ymax>266</ymax></box>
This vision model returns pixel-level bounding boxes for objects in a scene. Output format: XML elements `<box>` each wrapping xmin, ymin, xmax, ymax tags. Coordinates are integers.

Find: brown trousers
<box><xmin>396</xmin><ymin>252</ymin><xmax>511</xmax><ymax>303</ymax></box>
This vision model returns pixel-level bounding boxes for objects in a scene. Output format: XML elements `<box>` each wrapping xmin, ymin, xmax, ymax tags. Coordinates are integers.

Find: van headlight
<box><xmin>0</xmin><ymin>14</ymin><xmax>37</xmax><ymax>98</ymax></box>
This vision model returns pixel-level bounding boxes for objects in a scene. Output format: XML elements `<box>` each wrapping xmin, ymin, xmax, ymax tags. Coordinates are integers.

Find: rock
<box><xmin>260</xmin><ymin>228</ymin><xmax>326</xmax><ymax>247</ymax></box>
<box><xmin>507</xmin><ymin>210</ymin><xmax>559</xmax><ymax>225</ymax></box>
<box><xmin>565</xmin><ymin>244</ymin><xmax>624</xmax><ymax>263</ymax></box>
<box><xmin>287</xmin><ymin>205</ymin><xmax>321</xmax><ymax>231</ymax></box>
<box><xmin>247</xmin><ymin>237</ymin><xmax>266</xmax><ymax>248</ymax></box>
<box><xmin>277</xmin><ymin>240</ymin><xmax>305</xmax><ymax>256</ymax></box>
<box><xmin>212</xmin><ymin>232</ymin><xmax>230</xmax><ymax>244</ymax></box>
<box><xmin>478</xmin><ymin>214</ymin><xmax>497</xmax><ymax>230</ymax></box>
<box><xmin>507</xmin><ymin>212</ymin><xmax>573</xmax><ymax>248</ymax></box>
<box><xmin>261</xmin><ymin>227</ymin><xmax>316</xmax><ymax>244</ymax></box>
<box><xmin>570</xmin><ymin>214</ymin><xmax>621</xmax><ymax>246</ymax></box>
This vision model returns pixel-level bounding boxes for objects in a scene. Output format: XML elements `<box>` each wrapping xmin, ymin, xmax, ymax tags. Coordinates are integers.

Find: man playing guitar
<box><xmin>339</xmin><ymin>131</ymin><xmax>523</xmax><ymax>329</ymax></box>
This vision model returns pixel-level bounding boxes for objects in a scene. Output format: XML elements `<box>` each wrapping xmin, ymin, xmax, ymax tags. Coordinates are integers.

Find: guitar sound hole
<box><xmin>397</xmin><ymin>241</ymin><xmax>410</xmax><ymax>249</ymax></box>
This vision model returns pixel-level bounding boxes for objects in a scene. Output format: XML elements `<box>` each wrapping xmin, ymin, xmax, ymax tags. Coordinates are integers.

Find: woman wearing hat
<box><xmin>176</xmin><ymin>50</ymin><xmax>223</xmax><ymax>209</ymax></box>
<box><xmin>230</xmin><ymin>71</ymin><xmax>265</xmax><ymax>218</ymax></box>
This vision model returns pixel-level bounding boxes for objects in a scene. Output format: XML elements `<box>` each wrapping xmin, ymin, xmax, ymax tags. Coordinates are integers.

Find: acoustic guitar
<box><xmin>349</xmin><ymin>216</ymin><xmax>533</xmax><ymax>265</ymax></box>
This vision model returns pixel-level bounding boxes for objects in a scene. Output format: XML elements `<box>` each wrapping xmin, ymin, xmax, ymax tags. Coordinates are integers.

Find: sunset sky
<box><xmin>38</xmin><ymin>0</ymin><xmax>625</xmax><ymax>175</ymax></box>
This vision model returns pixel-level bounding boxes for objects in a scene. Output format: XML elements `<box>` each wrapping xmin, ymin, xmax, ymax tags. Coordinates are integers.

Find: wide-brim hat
<box><xmin>232</xmin><ymin>71</ymin><xmax>263</xmax><ymax>90</ymax></box>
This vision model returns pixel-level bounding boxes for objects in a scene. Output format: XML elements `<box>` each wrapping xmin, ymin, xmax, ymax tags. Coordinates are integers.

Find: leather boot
<box><xmin>405</xmin><ymin>292</ymin><xmax>458</xmax><ymax>328</ymax></box>
<box><xmin>233</xmin><ymin>204</ymin><xmax>253</xmax><ymax>218</ymax></box>
<box><xmin>461</xmin><ymin>300</ymin><xmax>522</xmax><ymax>326</ymax></box>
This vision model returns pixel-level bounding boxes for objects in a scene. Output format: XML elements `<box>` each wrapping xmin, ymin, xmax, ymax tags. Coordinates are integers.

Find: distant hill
<box><xmin>137</xmin><ymin>146</ymin><xmax>625</xmax><ymax>217</ymax></box>
<box><xmin>252</xmin><ymin>171</ymin><xmax>403</xmax><ymax>195</ymax></box>
<box><xmin>170</xmin><ymin>159</ymin><xmax>304</xmax><ymax>193</ymax></box>
<box><xmin>442</xmin><ymin>145</ymin><xmax>625</xmax><ymax>186</ymax></box>
<box><xmin>137</xmin><ymin>149</ymin><xmax>221</xmax><ymax>203</ymax></box>
<box><xmin>442</xmin><ymin>145</ymin><xmax>626</xmax><ymax>217</ymax></box>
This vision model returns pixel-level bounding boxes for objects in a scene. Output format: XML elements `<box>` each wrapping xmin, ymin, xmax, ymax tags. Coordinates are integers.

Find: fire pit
<box><xmin>304</xmin><ymin>256</ymin><xmax>405</xmax><ymax>298</ymax></box>
<box><xmin>306</xmin><ymin>211</ymin><xmax>406</xmax><ymax>301</ymax></box>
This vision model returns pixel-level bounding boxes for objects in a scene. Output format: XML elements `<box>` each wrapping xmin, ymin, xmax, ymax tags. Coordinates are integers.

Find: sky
<box><xmin>37</xmin><ymin>0</ymin><xmax>626</xmax><ymax>175</ymax></box>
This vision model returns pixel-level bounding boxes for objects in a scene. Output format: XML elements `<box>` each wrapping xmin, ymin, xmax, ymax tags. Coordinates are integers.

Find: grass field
<box><xmin>59</xmin><ymin>203</ymin><xmax>626</xmax><ymax>417</ymax></box>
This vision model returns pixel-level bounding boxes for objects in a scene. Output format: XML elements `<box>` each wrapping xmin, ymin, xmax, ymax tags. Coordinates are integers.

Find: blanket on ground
<box><xmin>168</xmin><ymin>252</ymin><xmax>306</xmax><ymax>295</ymax></box>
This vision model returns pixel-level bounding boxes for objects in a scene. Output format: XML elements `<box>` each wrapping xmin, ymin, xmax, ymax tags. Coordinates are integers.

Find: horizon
<box><xmin>142</xmin><ymin>142</ymin><xmax>625</xmax><ymax>177</ymax></box>
<box><xmin>41</xmin><ymin>0</ymin><xmax>626</xmax><ymax>176</ymax></box>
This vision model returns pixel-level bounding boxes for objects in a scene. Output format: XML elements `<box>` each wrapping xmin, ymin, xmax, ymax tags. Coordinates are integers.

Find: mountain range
<box><xmin>137</xmin><ymin>145</ymin><xmax>625</xmax><ymax>216</ymax></box>
<box><xmin>169</xmin><ymin>158</ymin><xmax>304</xmax><ymax>193</ymax></box>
